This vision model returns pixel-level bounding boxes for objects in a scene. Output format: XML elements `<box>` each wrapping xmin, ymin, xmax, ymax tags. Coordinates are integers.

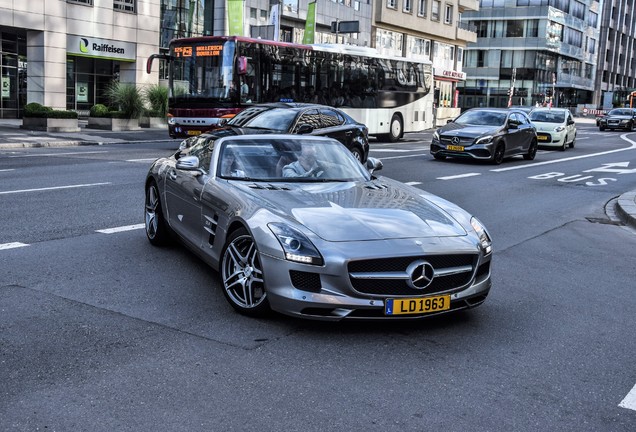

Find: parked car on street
<box><xmin>528</xmin><ymin>108</ymin><xmax>576</xmax><ymax>151</ymax></box>
<box><xmin>430</xmin><ymin>108</ymin><xmax>538</xmax><ymax>164</ymax></box>
<box><xmin>179</xmin><ymin>102</ymin><xmax>370</xmax><ymax>162</ymax></box>
<box><xmin>144</xmin><ymin>135</ymin><xmax>493</xmax><ymax>320</ymax></box>
<box><xmin>598</xmin><ymin>108</ymin><xmax>636</xmax><ymax>131</ymax></box>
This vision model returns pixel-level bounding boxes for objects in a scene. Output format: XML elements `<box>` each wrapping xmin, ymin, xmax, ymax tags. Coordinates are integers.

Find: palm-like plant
<box><xmin>105</xmin><ymin>81</ymin><xmax>145</xmax><ymax>119</ymax></box>
<box><xmin>143</xmin><ymin>84</ymin><xmax>169</xmax><ymax>117</ymax></box>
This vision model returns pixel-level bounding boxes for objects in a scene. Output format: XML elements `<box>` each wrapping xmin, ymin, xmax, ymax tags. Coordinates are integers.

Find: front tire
<box><xmin>350</xmin><ymin>147</ymin><xmax>364</xmax><ymax>162</ymax></box>
<box><xmin>491</xmin><ymin>143</ymin><xmax>505</xmax><ymax>165</ymax></box>
<box><xmin>220</xmin><ymin>228</ymin><xmax>270</xmax><ymax>317</ymax></box>
<box><xmin>145</xmin><ymin>181</ymin><xmax>172</xmax><ymax>246</ymax></box>
<box><xmin>569</xmin><ymin>134</ymin><xmax>576</xmax><ymax>148</ymax></box>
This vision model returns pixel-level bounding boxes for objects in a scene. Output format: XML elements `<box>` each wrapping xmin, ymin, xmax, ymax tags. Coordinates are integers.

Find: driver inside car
<box><xmin>282</xmin><ymin>144</ymin><xmax>325</xmax><ymax>178</ymax></box>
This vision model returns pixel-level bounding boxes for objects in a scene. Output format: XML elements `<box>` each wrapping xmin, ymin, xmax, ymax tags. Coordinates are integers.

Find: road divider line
<box><xmin>492</xmin><ymin>134</ymin><xmax>636</xmax><ymax>172</ymax></box>
<box><xmin>0</xmin><ymin>169</ymin><xmax>15</xmax><ymax>172</ymax></box>
<box><xmin>96</xmin><ymin>223</ymin><xmax>145</xmax><ymax>234</ymax></box>
<box><xmin>437</xmin><ymin>173</ymin><xmax>481</xmax><ymax>180</ymax></box>
<box><xmin>405</xmin><ymin>181</ymin><xmax>422</xmax><ymax>186</ymax></box>
<box><xmin>619</xmin><ymin>383</ymin><xmax>636</xmax><ymax>411</ymax></box>
<box><xmin>377</xmin><ymin>153</ymin><xmax>429</xmax><ymax>160</ymax></box>
<box><xmin>0</xmin><ymin>182</ymin><xmax>111</xmax><ymax>195</ymax></box>
<box><xmin>0</xmin><ymin>242</ymin><xmax>29</xmax><ymax>250</ymax></box>
<box><xmin>125</xmin><ymin>158</ymin><xmax>158</xmax><ymax>163</ymax></box>
<box><xmin>9</xmin><ymin>151</ymin><xmax>108</xmax><ymax>158</ymax></box>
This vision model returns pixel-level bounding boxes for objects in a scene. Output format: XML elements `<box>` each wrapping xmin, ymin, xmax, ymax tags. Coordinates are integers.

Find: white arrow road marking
<box><xmin>619</xmin><ymin>383</ymin><xmax>636</xmax><ymax>411</ymax></box>
<box><xmin>437</xmin><ymin>173</ymin><xmax>481</xmax><ymax>180</ymax></box>
<box><xmin>96</xmin><ymin>224</ymin><xmax>145</xmax><ymax>234</ymax></box>
<box><xmin>0</xmin><ymin>182</ymin><xmax>111</xmax><ymax>195</ymax></box>
<box><xmin>0</xmin><ymin>242</ymin><xmax>29</xmax><ymax>250</ymax></box>
<box><xmin>583</xmin><ymin>162</ymin><xmax>636</xmax><ymax>174</ymax></box>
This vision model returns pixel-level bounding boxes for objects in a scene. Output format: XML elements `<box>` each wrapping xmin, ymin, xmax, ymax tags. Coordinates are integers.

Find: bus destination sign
<box><xmin>174</xmin><ymin>45</ymin><xmax>223</xmax><ymax>58</ymax></box>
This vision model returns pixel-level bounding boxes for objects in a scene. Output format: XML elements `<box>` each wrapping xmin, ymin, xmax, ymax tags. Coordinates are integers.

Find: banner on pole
<box><xmin>227</xmin><ymin>0</ymin><xmax>244</xmax><ymax>36</ymax></box>
<box><xmin>269</xmin><ymin>3</ymin><xmax>280</xmax><ymax>41</ymax></box>
<box><xmin>302</xmin><ymin>2</ymin><xmax>317</xmax><ymax>44</ymax></box>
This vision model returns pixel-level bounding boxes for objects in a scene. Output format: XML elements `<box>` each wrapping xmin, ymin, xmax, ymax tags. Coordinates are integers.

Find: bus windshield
<box><xmin>170</xmin><ymin>40</ymin><xmax>236</xmax><ymax>103</ymax></box>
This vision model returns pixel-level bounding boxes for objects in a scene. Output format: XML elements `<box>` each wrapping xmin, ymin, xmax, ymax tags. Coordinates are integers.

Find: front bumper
<box><xmin>259</xmin><ymin>236</ymin><xmax>492</xmax><ymax>321</ymax></box>
<box><xmin>430</xmin><ymin>138</ymin><xmax>494</xmax><ymax>160</ymax></box>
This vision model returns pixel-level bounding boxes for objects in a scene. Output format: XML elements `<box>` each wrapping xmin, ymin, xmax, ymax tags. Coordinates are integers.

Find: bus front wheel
<box><xmin>386</xmin><ymin>114</ymin><xmax>402</xmax><ymax>142</ymax></box>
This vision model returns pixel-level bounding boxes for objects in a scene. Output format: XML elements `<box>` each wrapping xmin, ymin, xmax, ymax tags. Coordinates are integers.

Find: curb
<box><xmin>615</xmin><ymin>190</ymin><xmax>636</xmax><ymax>230</ymax></box>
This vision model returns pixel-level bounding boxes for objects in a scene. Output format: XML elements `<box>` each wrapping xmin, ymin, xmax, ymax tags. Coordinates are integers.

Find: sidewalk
<box><xmin>0</xmin><ymin>118</ymin><xmax>174</xmax><ymax>149</ymax></box>
<box><xmin>0</xmin><ymin>117</ymin><xmax>634</xmax><ymax>230</ymax></box>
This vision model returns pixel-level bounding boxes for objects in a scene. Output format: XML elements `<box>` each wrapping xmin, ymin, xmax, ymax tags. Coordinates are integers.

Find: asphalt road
<box><xmin>1</xmin><ymin>123</ymin><xmax>636</xmax><ymax>431</ymax></box>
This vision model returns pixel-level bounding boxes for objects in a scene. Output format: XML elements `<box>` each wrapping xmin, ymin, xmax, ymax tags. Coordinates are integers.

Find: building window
<box><xmin>431</xmin><ymin>0</ymin><xmax>440</xmax><ymax>21</ymax></box>
<box><xmin>526</xmin><ymin>20</ymin><xmax>539</xmax><ymax>37</ymax></box>
<box><xmin>418</xmin><ymin>0</ymin><xmax>427</xmax><ymax>16</ymax></box>
<box><xmin>444</xmin><ymin>4</ymin><xmax>453</xmax><ymax>24</ymax></box>
<box><xmin>113</xmin><ymin>0</ymin><xmax>135</xmax><ymax>12</ymax></box>
<box><xmin>260</xmin><ymin>9</ymin><xmax>268</xmax><ymax>21</ymax></box>
<box><xmin>587</xmin><ymin>11</ymin><xmax>598</xmax><ymax>27</ymax></box>
<box><xmin>354</xmin><ymin>1</ymin><xmax>360</xmax><ymax>10</ymax></box>
<box><xmin>587</xmin><ymin>38</ymin><xmax>596</xmax><ymax>54</ymax></box>
<box><xmin>250</xmin><ymin>8</ymin><xmax>257</xmax><ymax>19</ymax></box>
<box><xmin>570</xmin><ymin>1</ymin><xmax>585</xmax><ymax>20</ymax></box>
<box><xmin>68</xmin><ymin>0</ymin><xmax>93</xmax><ymax>4</ymax></box>
<box><xmin>404</xmin><ymin>0</ymin><xmax>412</xmax><ymax>12</ymax></box>
<box><xmin>387</xmin><ymin>0</ymin><xmax>397</xmax><ymax>8</ymax></box>
<box><xmin>506</xmin><ymin>20</ymin><xmax>524</xmax><ymax>37</ymax></box>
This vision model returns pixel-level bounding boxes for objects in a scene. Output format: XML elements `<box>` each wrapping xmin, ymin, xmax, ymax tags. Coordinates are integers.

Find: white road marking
<box><xmin>9</xmin><ymin>151</ymin><xmax>108</xmax><ymax>158</ymax></box>
<box><xmin>405</xmin><ymin>181</ymin><xmax>422</xmax><ymax>186</ymax></box>
<box><xmin>371</xmin><ymin>147</ymin><xmax>429</xmax><ymax>152</ymax></box>
<box><xmin>0</xmin><ymin>242</ymin><xmax>29</xmax><ymax>250</ymax></box>
<box><xmin>125</xmin><ymin>158</ymin><xmax>158</xmax><ymax>163</ymax></box>
<box><xmin>0</xmin><ymin>182</ymin><xmax>111</xmax><ymax>195</ymax></box>
<box><xmin>619</xmin><ymin>383</ymin><xmax>636</xmax><ymax>411</ymax></box>
<box><xmin>437</xmin><ymin>173</ymin><xmax>481</xmax><ymax>180</ymax></box>
<box><xmin>0</xmin><ymin>169</ymin><xmax>15</xmax><ymax>172</ymax></box>
<box><xmin>96</xmin><ymin>223</ymin><xmax>145</xmax><ymax>234</ymax></box>
<box><xmin>492</xmin><ymin>134</ymin><xmax>636</xmax><ymax>172</ymax></box>
<box><xmin>377</xmin><ymin>153</ymin><xmax>429</xmax><ymax>160</ymax></box>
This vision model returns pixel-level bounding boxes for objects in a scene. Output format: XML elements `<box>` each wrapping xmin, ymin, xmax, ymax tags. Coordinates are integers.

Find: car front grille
<box><xmin>348</xmin><ymin>254</ymin><xmax>478</xmax><ymax>296</ymax></box>
<box><xmin>439</xmin><ymin>136</ymin><xmax>475</xmax><ymax>145</ymax></box>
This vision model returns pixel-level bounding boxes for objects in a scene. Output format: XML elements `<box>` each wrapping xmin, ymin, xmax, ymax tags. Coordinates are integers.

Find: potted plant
<box><xmin>21</xmin><ymin>102</ymin><xmax>79</xmax><ymax>132</ymax></box>
<box><xmin>140</xmin><ymin>84</ymin><xmax>168</xmax><ymax>128</ymax></box>
<box><xmin>87</xmin><ymin>82</ymin><xmax>144</xmax><ymax>131</ymax></box>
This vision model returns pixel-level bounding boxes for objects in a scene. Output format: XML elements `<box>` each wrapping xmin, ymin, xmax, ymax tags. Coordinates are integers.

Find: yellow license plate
<box><xmin>187</xmin><ymin>130</ymin><xmax>202</xmax><ymax>136</ymax></box>
<box><xmin>447</xmin><ymin>145</ymin><xmax>464</xmax><ymax>151</ymax></box>
<box><xmin>537</xmin><ymin>135</ymin><xmax>549</xmax><ymax>141</ymax></box>
<box><xmin>385</xmin><ymin>295</ymin><xmax>451</xmax><ymax>316</ymax></box>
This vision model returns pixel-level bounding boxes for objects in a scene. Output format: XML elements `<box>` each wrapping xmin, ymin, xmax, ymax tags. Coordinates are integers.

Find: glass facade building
<box><xmin>459</xmin><ymin>0</ymin><xmax>600</xmax><ymax>109</ymax></box>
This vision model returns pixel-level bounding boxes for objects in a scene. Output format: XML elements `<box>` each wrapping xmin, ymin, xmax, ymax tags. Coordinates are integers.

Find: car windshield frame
<box><xmin>216</xmin><ymin>137</ymin><xmax>372</xmax><ymax>182</ymax></box>
<box><xmin>454</xmin><ymin>110</ymin><xmax>507</xmax><ymax>127</ymax></box>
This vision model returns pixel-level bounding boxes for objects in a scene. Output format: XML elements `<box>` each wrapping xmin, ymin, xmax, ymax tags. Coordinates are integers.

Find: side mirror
<box><xmin>296</xmin><ymin>124</ymin><xmax>314</xmax><ymax>134</ymax></box>
<box><xmin>446</xmin><ymin>119</ymin><xmax>454</xmax><ymax>124</ymax></box>
<box><xmin>176</xmin><ymin>156</ymin><xmax>201</xmax><ymax>171</ymax></box>
<box><xmin>507</xmin><ymin>121</ymin><xmax>519</xmax><ymax>129</ymax></box>
<box><xmin>366</xmin><ymin>157</ymin><xmax>383</xmax><ymax>174</ymax></box>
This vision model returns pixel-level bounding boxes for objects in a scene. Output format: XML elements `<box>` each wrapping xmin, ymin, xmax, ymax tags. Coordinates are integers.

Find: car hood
<box><xmin>438</xmin><ymin>122</ymin><xmax>500</xmax><ymax>138</ymax></box>
<box><xmin>235</xmin><ymin>179</ymin><xmax>468</xmax><ymax>241</ymax></box>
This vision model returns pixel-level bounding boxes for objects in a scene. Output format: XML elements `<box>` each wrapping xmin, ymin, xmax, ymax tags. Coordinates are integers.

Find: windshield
<box><xmin>455</xmin><ymin>110</ymin><xmax>507</xmax><ymax>126</ymax></box>
<box><xmin>217</xmin><ymin>138</ymin><xmax>371</xmax><ymax>182</ymax></box>
<box><xmin>529</xmin><ymin>111</ymin><xmax>565</xmax><ymax>123</ymax></box>
<box><xmin>608</xmin><ymin>109</ymin><xmax>633</xmax><ymax>116</ymax></box>
<box><xmin>227</xmin><ymin>107</ymin><xmax>298</xmax><ymax>131</ymax></box>
<box><xmin>169</xmin><ymin>40</ymin><xmax>236</xmax><ymax>102</ymax></box>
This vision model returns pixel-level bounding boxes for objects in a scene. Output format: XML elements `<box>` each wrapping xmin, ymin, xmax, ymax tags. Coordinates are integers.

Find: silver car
<box><xmin>144</xmin><ymin>135</ymin><xmax>493</xmax><ymax>320</ymax></box>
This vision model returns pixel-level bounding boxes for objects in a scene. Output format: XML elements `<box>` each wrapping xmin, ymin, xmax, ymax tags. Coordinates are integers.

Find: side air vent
<box><xmin>247</xmin><ymin>183</ymin><xmax>291</xmax><ymax>191</ymax></box>
<box><xmin>364</xmin><ymin>182</ymin><xmax>389</xmax><ymax>190</ymax></box>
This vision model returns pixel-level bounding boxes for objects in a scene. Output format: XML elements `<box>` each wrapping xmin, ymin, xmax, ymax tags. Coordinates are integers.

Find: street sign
<box><xmin>330</xmin><ymin>20</ymin><xmax>359</xmax><ymax>33</ymax></box>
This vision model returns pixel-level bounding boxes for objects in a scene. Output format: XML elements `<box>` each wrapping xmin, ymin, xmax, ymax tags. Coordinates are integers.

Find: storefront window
<box><xmin>66</xmin><ymin>56</ymin><xmax>119</xmax><ymax>113</ymax></box>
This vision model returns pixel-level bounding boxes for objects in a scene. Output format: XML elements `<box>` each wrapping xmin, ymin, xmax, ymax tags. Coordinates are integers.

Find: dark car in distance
<box><xmin>179</xmin><ymin>103</ymin><xmax>370</xmax><ymax>162</ymax></box>
<box><xmin>431</xmin><ymin>108</ymin><xmax>538</xmax><ymax>164</ymax></box>
<box><xmin>598</xmin><ymin>108</ymin><xmax>636</xmax><ymax>131</ymax></box>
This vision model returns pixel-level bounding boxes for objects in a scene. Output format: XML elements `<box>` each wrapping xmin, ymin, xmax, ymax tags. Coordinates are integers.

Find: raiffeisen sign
<box><xmin>67</xmin><ymin>35</ymin><xmax>136</xmax><ymax>62</ymax></box>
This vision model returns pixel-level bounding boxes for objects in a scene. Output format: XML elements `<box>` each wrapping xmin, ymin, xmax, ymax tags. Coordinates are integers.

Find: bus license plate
<box><xmin>187</xmin><ymin>130</ymin><xmax>202</xmax><ymax>136</ymax></box>
<box><xmin>385</xmin><ymin>295</ymin><xmax>451</xmax><ymax>316</ymax></box>
<box><xmin>447</xmin><ymin>145</ymin><xmax>464</xmax><ymax>151</ymax></box>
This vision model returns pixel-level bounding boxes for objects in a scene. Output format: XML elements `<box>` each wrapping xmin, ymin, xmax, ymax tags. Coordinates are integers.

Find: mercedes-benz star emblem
<box><xmin>451</xmin><ymin>137</ymin><xmax>460</xmax><ymax>145</ymax></box>
<box><xmin>406</xmin><ymin>260</ymin><xmax>435</xmax><ymax>289</ymax></box>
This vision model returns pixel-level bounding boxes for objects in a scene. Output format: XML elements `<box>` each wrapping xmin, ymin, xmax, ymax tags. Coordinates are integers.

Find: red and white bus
<box><xmin>147</xmin><ymin>36</ymin><xmax>434</xmax><ymax>141</ymax></box>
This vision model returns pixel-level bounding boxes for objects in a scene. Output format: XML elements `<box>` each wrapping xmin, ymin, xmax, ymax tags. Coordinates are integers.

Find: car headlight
<box><xmin>470</xmin><ymin>217</ymin><xmax>492</xmax><ymax>255</ymax></box>
<box><xmin>475</xmin><ymin>135</ymin><xmax>494</xmax><ymax>145</ymax></box>
<box><xmin>167</xmin><ymin>115</ymin><xmax>176</xmax><ymax>125</ymax></box>
<box><xmin>268</xmin><ymin>223</ymin><xmax>324</xmax><ymax>265</ymax></box>
<box><xmin>554</xmin><ymin>126</ymin><xmax>565</xmax><ymax>132</ymax></box>
<box><xmin>433</xmin><ymin>131</ymin><xmax>440</xmax><ymax>141</ymax></box>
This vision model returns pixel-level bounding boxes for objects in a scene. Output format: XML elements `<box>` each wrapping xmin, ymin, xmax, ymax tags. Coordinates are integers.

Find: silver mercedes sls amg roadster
<box><xmin>144</xmin><ymin>134</ymin><xmax>493</xmax><ymax>320</ymax></box>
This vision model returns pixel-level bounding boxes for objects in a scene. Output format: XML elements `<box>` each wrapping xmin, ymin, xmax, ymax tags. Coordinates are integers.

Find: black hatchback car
<box><xmin>598</xmin><ymin>108</ymin><xmax>636</xmax><ymax>131</ymax></box>
<box><xmin>179</xmin><ymin>103</ymin><xmax>370</xmax><ymax>162</ymax></box>
<box><xmin>431</xmin><ymin>108</ymin><xmax>538</xmax><ymax>164</ymax></box>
